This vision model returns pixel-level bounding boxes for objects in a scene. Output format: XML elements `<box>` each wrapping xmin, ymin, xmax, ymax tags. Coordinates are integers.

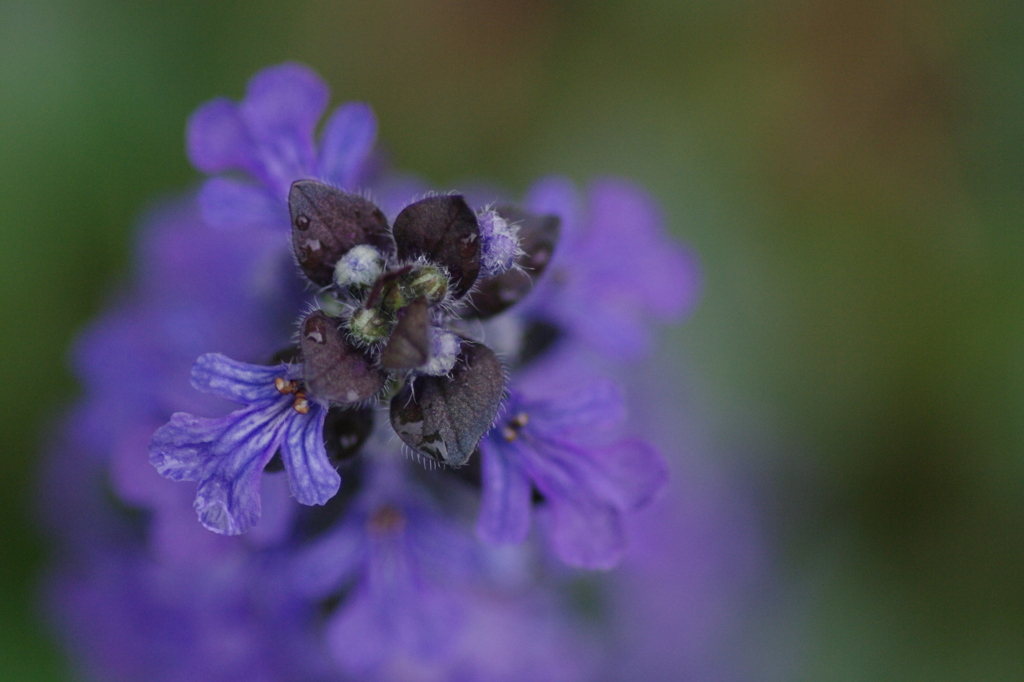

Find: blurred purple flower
<box><xmin>522</xmin><ymin>176</ymin><xmax>702</xmax><ymax>359</ymax></box>
<box><xmin>478</xmin><ymin>376</ymin><xmax>667</xmax><ymax>569</ymax></box>
<box><xmin>292</xmin><ymin>461</ymin><xmax>473</xmax><ymax>676</ymax></box>
<box><xmin>51</xmin><ymin>551</ymin><xmax>334</xmax><ymax>682</ymax></box>
<box><xmin>188</xmin><ymin>62</ymin><xmax>378</xmax><ymax>228</ymax></box>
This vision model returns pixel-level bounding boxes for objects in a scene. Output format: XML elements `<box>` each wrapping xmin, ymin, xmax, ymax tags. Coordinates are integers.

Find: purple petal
<box><xmin>239</xmin><ymin>63</ymin><xmax>328</xmax><ymax>196</ymax></box>
<box><xmin>477</xmin><ymin>439</ymin><xmax>532</xmax><ymax>544</ymax></box>
<box><xmin>279</xmin><ymin>404</ymin><xmax>339</xmax><ymax>506</ymax></box>
<box><xmin>291</xmin><ymin>520</ymin><xmax>366</xmax><ymax>598</ymax></box>
<box><xmin>325</xmin><ymin>587</ymin><xmax>395</xmax><ymax>674</ymax></box>
<box><xmin>584</xmin><ymin>438</ymin><xmax>669</xmax><ymax>511</ymax></box>
<box><xmin>149</xmin><ymin>412</ymin><xmax>232</xmax><ymax>482</ymax></box>
<box><xmin>587</xmin><ymin>179</ymin><xmax>701</xmax><ymax>319</ymax></box>
<box><xmin>198</xmin><ymin>178</ymin><xmax>287</xmax><ymax>229</ymax></box>
<box><xmin>527</xmin><ymin>434</ymin><xmax>665</xmax><ymax>515</ymax></box>
<box><xmin>652</xmin><ymin>242</ymin><xmax>701</xmax><ymax>319</ymax></box>
<box><xmin>524</xmin><ymin>177</ymin><xmax>702</xmax><ymax>360</ymax></box>
<box><xmin>318</xmin><ymin>102</ymin><xmax>377</xmax><ymax>190</ymax></box>
<box><xmin>519</xmin><ymin>438</ymin><xmax>634</xmax><ymax>568</ymax></box>
<box><xmin>186</xmin><ymin>98</ymin><xmax>255</xmax><ymax>174</ymax></box>
<box><xmin>189</xmin><ymin>353</ymin><xmax>289</xmax><ymax>405</ymax></box>
<box><xmin>567</xmin><ymin>296</ymin><xmax>654</xmax><ymax>359</ymax></box>
<box><xmin>407</xmin><ymin>511</ymin><xmax>478</xmax><ymax>583</ymax></box>
<box><xmin>192</xmin><ymin>468</ymin><xmax>269</xmax><ymax>536</ymax></box>
<box><xmin>149</xmin><ymin>399</ymin><xmax>292</xmax><ymax>534</ymax></box>
<box><xmin>247</xmin><ymin>472</ymin><xmax>297</xmax><ymax>547</ymax></box>
<box><xmin>525</xmin><ymin>176</ymin><xmax>580</xmax><ymax>241</ymax></box>
<box><xmin>242</xmin><ymin>63</ymin><xmax>329</xmax><ymax>140</ymax></box>
<box><xmin>194</xmin><ymin>464</ymin><xmax>260</xmax><ymax>532</ymax></box>
<box><xmin>524</xmin><ymin>380</ymin><xmax>627</xmax><ymax>437</ymax></box>
<box><xmin>544</xmin><ymin>495</ymin><xmax>627</xmax><ymax>569</ymax></box>
<box><xmin>326</xmin><ymin>544</ymin><xmax>456</xmax><ymax>675</ymax></box>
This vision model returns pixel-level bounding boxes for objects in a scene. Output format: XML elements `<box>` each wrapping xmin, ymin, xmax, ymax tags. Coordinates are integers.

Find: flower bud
<box><xmin>420</xmin><ymin>328</ymin><xmax>461</xmax><ymax>376</ymax></box>
<box><xmin>348</xmin><ymin>306</ymin><xmax>391</xmax><ymax>346</ymax></box>
<box><xmin>404</xmin><ymin>264</ymin><xmax>449</xmax><ymax>304</ymax></box>
<box><xmin>334</xmin><ymin>244</ymin><xmax>385</xmax><ymax>289</ymax></box>
<box><xmin>477</xmin><ymin>209</ymin><xmax>521</xmax><ymax>277</ymax></box>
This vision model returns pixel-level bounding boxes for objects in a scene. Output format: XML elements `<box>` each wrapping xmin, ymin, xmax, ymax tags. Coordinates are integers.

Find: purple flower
<box><xmin>150</xmin><ymin>353</ymin><xmax>338</xmax><ymax>535</ymax></box>
<box><xmin>49</xmin><ymin>551</ymin><xmax>334</xmax><ymax>682</ymax></box>
<box><xmin>40</xmin><ymin>62</ymin><xmax>765</xmax><ymax>682</ymax></box>
<box><xmin>188</xmin><ymin>62</ymin><xmax>378</xmax><ymax>229</ymax></box>
<box><xmin>477</xmin><ymin>368</ymin><xmax>668</xmax><ymax>569</ymax></box>
<box><xmin>522</xmin><ymin>177</ymin><xmax>702</xmax><ymax>359</ymax></box>
<box><xmin>292</xmin><ymin>462</ymin><xmax>474</xmax><ymax>677</ymax></box>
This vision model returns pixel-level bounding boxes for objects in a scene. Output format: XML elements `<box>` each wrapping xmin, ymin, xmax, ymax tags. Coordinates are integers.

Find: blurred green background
<box><xmin>1</xmin><ymin>0</ymin><xmax>1021</xmax><ymax>679</ymax></box>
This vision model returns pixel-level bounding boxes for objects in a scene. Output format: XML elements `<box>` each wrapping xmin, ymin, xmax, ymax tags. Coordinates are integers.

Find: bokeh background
<box><xmin>1</xmin><ymin>0</ymin><xmax>1022</xmax><ymax>679</ymax></box>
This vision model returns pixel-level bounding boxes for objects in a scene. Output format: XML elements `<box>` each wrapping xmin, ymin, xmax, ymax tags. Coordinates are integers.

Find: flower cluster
<box><xmin>42</xmin><ymin>63</ymin><xmax>752</xmax><ymax>681</ymax></box>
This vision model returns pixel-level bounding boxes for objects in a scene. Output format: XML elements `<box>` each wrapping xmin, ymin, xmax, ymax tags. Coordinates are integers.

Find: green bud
<box><xmin>404</xmin><ymin>265</ymin><xmax>449</xmax><ymax>304</ymax></box>
<box><xmin>382</xmin><ymin>279</ymin><xmax>407</xmax><ymax>312</ymax></box>
<box><xmin>348</xmin><ymin>306</ymin><xmax>391</xmax><ymax>345</ymax></box>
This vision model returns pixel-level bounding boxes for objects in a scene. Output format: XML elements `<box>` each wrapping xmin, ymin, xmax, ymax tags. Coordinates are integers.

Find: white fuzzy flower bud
<box><xmin>420</xmin><ymin>328</ymin><xmax>461</xmax><ymax>376</ymax></box>
<box><xmin>333</xmin><ymin>245</ymin><xmax>384</xmax><ymax>289</ymax></box>
<box><xmin>477</xmin><ymin>210</ymin><xmax>521</xmax><ymax>277</ymax></box>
